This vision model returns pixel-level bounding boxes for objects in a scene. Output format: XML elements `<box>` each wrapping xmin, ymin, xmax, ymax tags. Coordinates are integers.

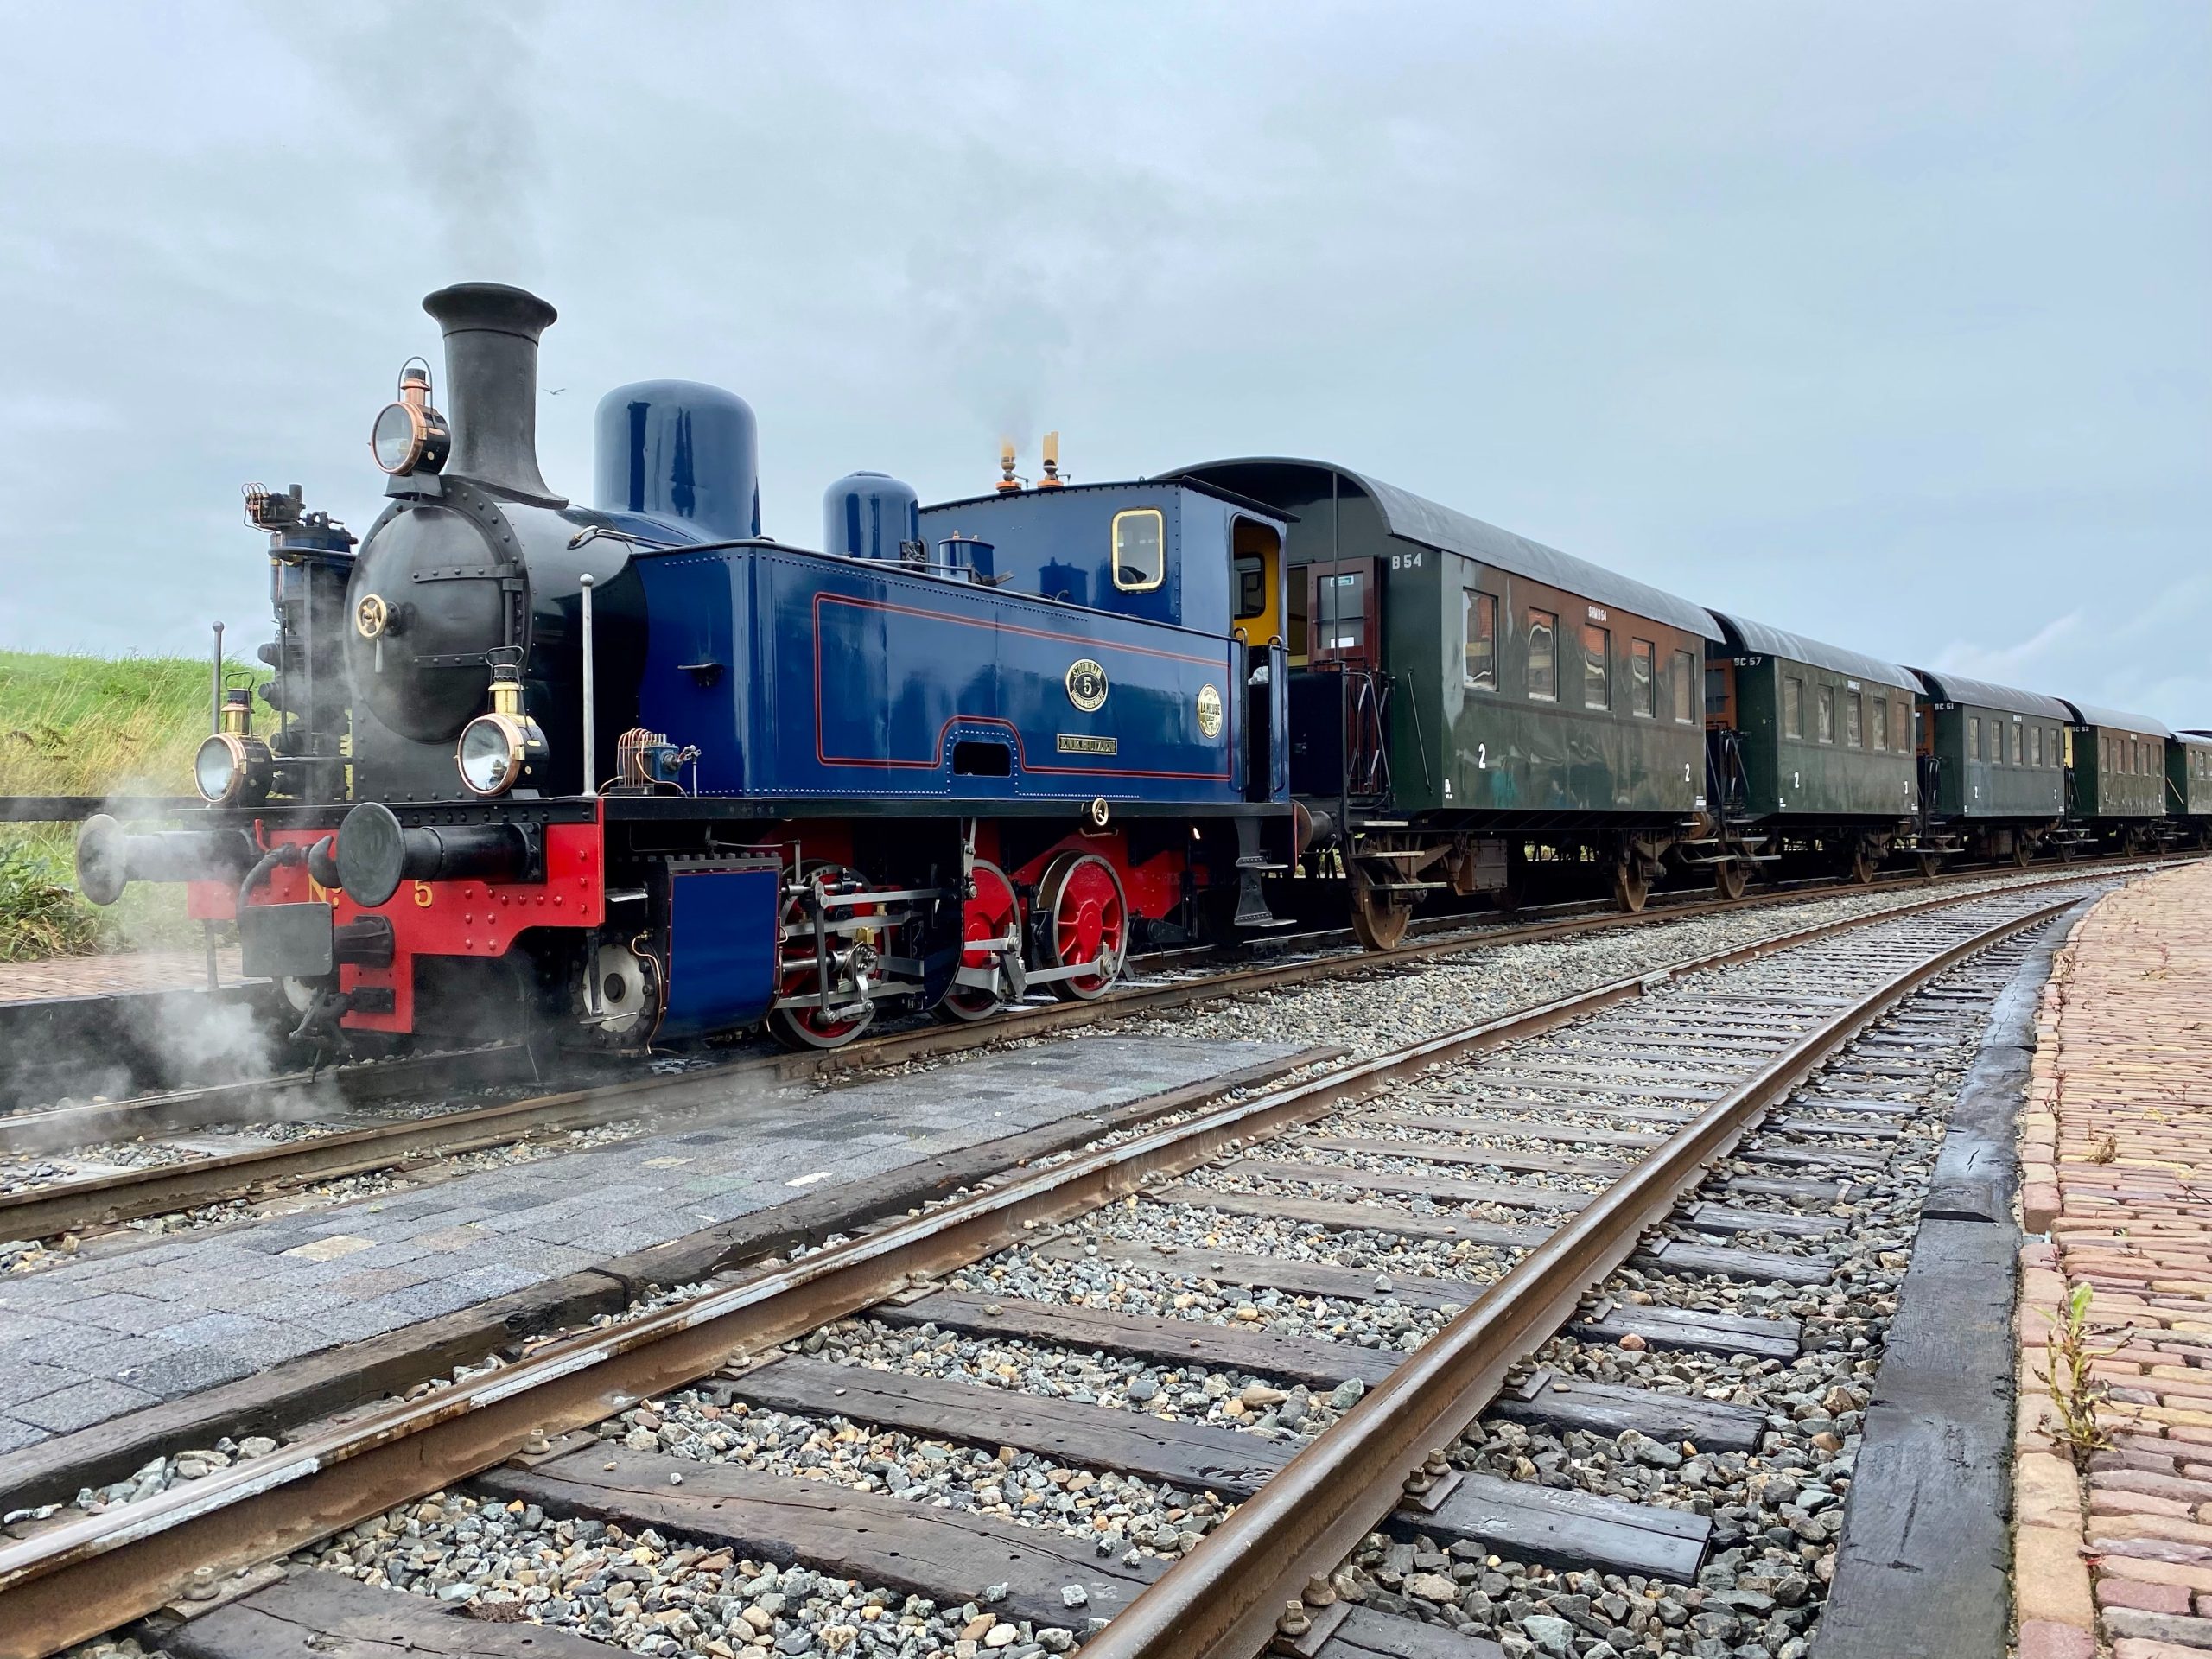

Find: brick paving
<box><xmin>0</xmin><ymin>1033</ymin><xmax>1299</xmax><ymax>1454</ymax></box>
<box><xmin>2015</xmin><ymin>860</ymin><xmax>2212</xmax><ymax>1659</ymax></box>
<box><xmin>0</xmin><ymin>945</ymin><xmax>243</xmax><ymax>1002</ymax></box>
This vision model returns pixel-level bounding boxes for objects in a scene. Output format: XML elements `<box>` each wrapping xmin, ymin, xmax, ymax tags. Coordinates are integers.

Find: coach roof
<box><xmin>1707</xmin><ymin>611</ymin><xmax>1916</xmax><ymax>692</ymax></box>
<box><xmin>1908</xmin><ymin>669</ymin><xmax>2074</xmax><ymax>722</ymax></box>
<box><xmin>1169</xmin><ymin>457</ymin><xmax>1718</xmax><ymax>639</ymax></box>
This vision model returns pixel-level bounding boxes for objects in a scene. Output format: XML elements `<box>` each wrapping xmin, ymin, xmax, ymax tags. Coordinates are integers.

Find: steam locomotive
<box><xmin>76</xmin><ymin>281</ymin><xmax>2208</xmax><ymax>1057</ymax></box>
<box><xmin>77</xmin><ymin>283</ymin><xmax>1296</xmax><ymax>1052</ymax></box>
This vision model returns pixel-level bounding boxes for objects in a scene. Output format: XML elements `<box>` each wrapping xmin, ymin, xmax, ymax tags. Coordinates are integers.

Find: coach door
<box><xmin>1304</xmin><ymin>556</ymin><xmax>1389</xmax><ymax>799</ymax></box>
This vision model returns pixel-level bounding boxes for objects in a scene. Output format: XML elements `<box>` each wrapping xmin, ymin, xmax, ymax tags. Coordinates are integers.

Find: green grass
<box><xmin>0</xmin><ymin>650</ymin><xmax>263</xmax><ymax>960</ymax></box>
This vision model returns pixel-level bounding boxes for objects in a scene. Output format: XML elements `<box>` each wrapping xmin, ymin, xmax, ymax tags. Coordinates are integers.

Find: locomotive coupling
<box><xmin>74</xmin><ymin>816</ymin><xmax>257</xmax><ymax>906</ymax></box>
<box><xmin>330</xmin><ymin>801</ymin><xmax>537</xmax><ymax>908</ymax></box>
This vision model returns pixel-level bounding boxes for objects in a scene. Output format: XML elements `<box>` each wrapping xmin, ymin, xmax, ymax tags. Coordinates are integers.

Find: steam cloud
<box><xmin>254</xmin><ymin>0</ymin><xmax>547</xmax><ymax>280</ymax></box>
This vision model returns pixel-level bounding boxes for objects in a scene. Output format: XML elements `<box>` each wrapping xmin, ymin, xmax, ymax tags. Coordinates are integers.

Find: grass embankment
<box><xmin>0</xmin><ymin>650</ymin><xmax>243</xmax><ymax>959</ymax></box>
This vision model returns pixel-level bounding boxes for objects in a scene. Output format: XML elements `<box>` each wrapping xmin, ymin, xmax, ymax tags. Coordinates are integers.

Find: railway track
<box><xmin>0</xmin><ymin>855</ymin><xmax>2170</xmax><ymax>1254</ymax></box>
<box><xmin>0</xmin><ymin>869</ymin><xmax>2096</xmax><ymax>1657</ymax></box>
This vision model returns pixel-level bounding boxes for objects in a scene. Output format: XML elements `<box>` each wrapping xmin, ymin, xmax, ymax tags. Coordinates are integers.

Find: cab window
<box><xmin>1463</xmin><ymin>591</ymin><xmax>1497</xmax><ymax>690</ymax></box>
<box><xmin>1111</xmin><ymin>508</ymin><xmax>1164</xmax><ymax>592</ymax></box>
<box><xmin>1234</xmin><ymin>555</ymin><xmax>1266</xmax><ymax>621</ymax></box>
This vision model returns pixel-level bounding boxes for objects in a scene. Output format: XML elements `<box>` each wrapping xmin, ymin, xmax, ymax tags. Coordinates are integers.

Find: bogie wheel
<box><xmin>1713</xmin><ymin>861</ymin><xmax>1747</xmax><ymax>902</ymax></box>
<box><xmin>1350</xmin><ymin>866</ymin><xmax>1414</xmax><ymax>950</ymax></box>
<box><xmin>934</xmin><ymin>860</ymin><xmax>1020</xmax><ymax>1023</ymax></box>
<box><xmin>1037</xmin><ymin>852</ymin><xmax>1128</xmax><ymax>1001</ymax></box>
<box><xmin>2012</xmin><ymin>840</ymin><xmax>2033</xmax><ymax>868</ymax></box>
<box><xmin>1611</xmin><ymin>860</ymin><xmax>1650</xmax><ymax>914</ymax></box>
<box><xmin>2056</xmin><ymin>839</ymin><xmax>2075</xmax><ymax>863</ymax></box>
<box><xmin>1845</xmin><ymin>842</ymin><xmax>1876</xmax><ymax>887</ymax></box>
<box><xmin>767</xmin><ymin>861</ymin><xmax>880</xmax><ymax>1050</ymax></box>
<box><xmin>1916</xmin><ymin>851</ymin><xmax>1944</xmax><ymax>881</ymax></box>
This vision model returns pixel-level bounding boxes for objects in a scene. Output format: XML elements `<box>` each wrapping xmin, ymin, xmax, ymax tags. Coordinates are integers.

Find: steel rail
<box><xmin>4</xmin><ymin>855</ymin><xmax>2165</xmax><ymax>1238</ymax></box>
<box><xmin>0</xmin><ymin>876</ymin><xmax>2104</xmax><ymax>1656</ymax></box>
<box><xmin>0</xmin><ymin>849</ymin><xmax>2176</xmax><ymax>1223</ymax></box>
<box><xmin>1077</xmin><ymin>890</ymin><xmax>2084</xmax><ymax>1659</ymax></box>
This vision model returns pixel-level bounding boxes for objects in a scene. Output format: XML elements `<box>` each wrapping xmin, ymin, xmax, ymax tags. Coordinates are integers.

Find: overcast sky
<box><xmin>1</xmin><ymin>2</ymin><xmax>2205</xmax><ymax>722</ymax></box>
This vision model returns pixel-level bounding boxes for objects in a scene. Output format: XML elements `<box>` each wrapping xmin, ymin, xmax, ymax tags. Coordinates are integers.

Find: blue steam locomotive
<box><xmin>75</xmin><ymin>284</ymin><xmax>1296</xmax><ymax>1051</ymax></box>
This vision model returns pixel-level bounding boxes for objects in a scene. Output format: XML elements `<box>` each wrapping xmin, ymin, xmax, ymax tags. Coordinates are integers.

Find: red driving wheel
<box><xmin>767</xmin><ymin>862</ymin><xmax>880</xmax><ymax>1050</ymax></box>
<box><xmin>1037</xmin><ymin>851</ymin><xmax>1128</xmax><ymax>1001</ymax></box>
<box><xmin>935</xmin><ymin>859</ymin><xmax>1021</xmax><ymax>1023</ymax></box>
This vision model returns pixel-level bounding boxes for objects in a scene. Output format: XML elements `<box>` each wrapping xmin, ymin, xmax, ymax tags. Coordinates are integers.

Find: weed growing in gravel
<box><xmin>0</xmin><ymin>839</ymin><xmax>100</xmax><ymax>959</ymax></box>
<box><xmin>2037</xmin><ymin>1282</ymin><xmax>2115</xmax><ymax>1465</ymax></box>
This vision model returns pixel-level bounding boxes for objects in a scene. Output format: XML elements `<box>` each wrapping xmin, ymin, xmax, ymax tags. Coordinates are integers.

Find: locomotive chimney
<box><xmin>422</xmin><ymin>283</ymin><xmax>563</xmax><ymax>505</ymax></box>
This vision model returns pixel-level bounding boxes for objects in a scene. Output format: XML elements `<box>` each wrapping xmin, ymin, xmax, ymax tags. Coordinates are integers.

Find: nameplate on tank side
<box><xmin>1057</xmin><ymin>734</ymin><xmax>1119</xmax><ymax>755</ymax></box>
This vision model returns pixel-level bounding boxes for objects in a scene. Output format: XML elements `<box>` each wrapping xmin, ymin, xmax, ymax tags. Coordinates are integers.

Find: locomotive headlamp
<box><xmin>194</xmin><ymin>732</ymin><xmax>272</xmax><ymax>806</ymax></box>
<box><xmin>370</xmin><ymin>359</ymin><xmax>450</xmax><ymax>478</ymax></box>
<box><xmin>455</xmin><ymin>652</ymin><xmax>546</xmax><ymax>797</ymax></box>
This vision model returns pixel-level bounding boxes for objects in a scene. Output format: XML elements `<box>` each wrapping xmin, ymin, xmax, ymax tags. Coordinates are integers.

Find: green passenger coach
<box><xmin>1702</xmin><ymin>613</ymin><xmax>1919</xmax><ymax>890</ymax></box>
<box><xmin>1907</xmin><ymin>670</ymin><xmax>2071</xmax><ymax>865</ymax></box>
<box><xmin>1171</xmin><ymin>457</ymin><xmax>1718</xmax><ymax>931</ymax></box>
<box><xmin>2063</xmin><ymin>702</ymin><xmax>2171</xmax><ymax>837</ymax></box>
<box><xmin>2169</xmin><ymin>733</ymin><xmax>2212</xmax><ymax>831</ymax></box>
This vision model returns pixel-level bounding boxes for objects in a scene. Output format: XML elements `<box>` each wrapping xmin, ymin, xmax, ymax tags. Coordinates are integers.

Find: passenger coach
<box><xmin>1170</xmin><ymin>458</ymin><xmax>1716</xmax><ymax>938</ymax></box>
<box><xmin>1701</xmin><ymin>614</ymin><xmax>1920</xmax><ymax>891</ymax></box>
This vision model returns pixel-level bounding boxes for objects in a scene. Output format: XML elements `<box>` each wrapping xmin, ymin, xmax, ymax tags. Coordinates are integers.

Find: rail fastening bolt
<box><xmin>1276</xmin><ymin>1599</ymin><xmax>1310</xmax><ymax>1637</ymax></box>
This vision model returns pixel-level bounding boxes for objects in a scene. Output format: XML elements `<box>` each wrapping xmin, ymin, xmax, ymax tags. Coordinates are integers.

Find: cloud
<box><xmin>1931</xmin><ymin>612</ymin><xmax>2082</xmax><ymax>683</ymax></box>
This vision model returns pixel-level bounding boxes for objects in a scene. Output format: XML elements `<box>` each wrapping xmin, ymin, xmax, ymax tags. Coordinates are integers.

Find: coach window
<box><xmin>2031</xmin><ymin>727</ymin><xmax>2043</xmax><ymax>768</ymax></box>
<box><xmin>1672</xmin><ymin>651</ymin><xmax>1697</xmax><ymax>722</ymax></box>
<box><xmin>1111</xmin><ymin>508</ymin><xmax>1164</xmax><ymax>592</ymax></box>
<box><xmin>1872</xmin><ymin>696</ymin><xmax>1888</xmax><ymax>752</ymax></box>
<box><xmin>1969</xmin><ymin>717</ymin><xmax>1981</xmax><ymax>761</ymax></box>
<box><xmin>1629</xmin><ymin>639</ymin><xmax>1656</xmax><ymax>717</ymax></box>
<box><xmin>1463</xmin><ymin>591</ymin><xmax>1497</xmax><ymax>690</ymax></box>
<box><xmin>1582</xmin><ymin>624</ymin><xmax>1610</xmax><ymax>709</ymax></box>
<box><xmin>1783</xmin><ymin>677</ymin><xmax>1804</xmax><ymax>740</ymax></box>
<box><xmin>2011</xmin><ymin>722</ymin><xmax>2023</xmax><ymax>766</ymax></box>
<box><xmin>1527</xmin><ymin>609</ymin><xmax>1558</xmax><ymax>702</ymax></box>
<box><xmin>1816</xmin><ymin>685</ymin><xmax>1835</xmax><ymax>744</ymax></box>
<box><xmin>1845</xmin><ymin>691</ymin><xmax>1863</xmax><ymax>748</ymax></box>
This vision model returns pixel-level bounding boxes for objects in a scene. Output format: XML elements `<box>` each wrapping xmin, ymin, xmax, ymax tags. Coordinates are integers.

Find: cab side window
<box><xmin>1111</xmin><ymin>508</ymin><xmax>1164</xmax><ymax>592</ymax></box>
